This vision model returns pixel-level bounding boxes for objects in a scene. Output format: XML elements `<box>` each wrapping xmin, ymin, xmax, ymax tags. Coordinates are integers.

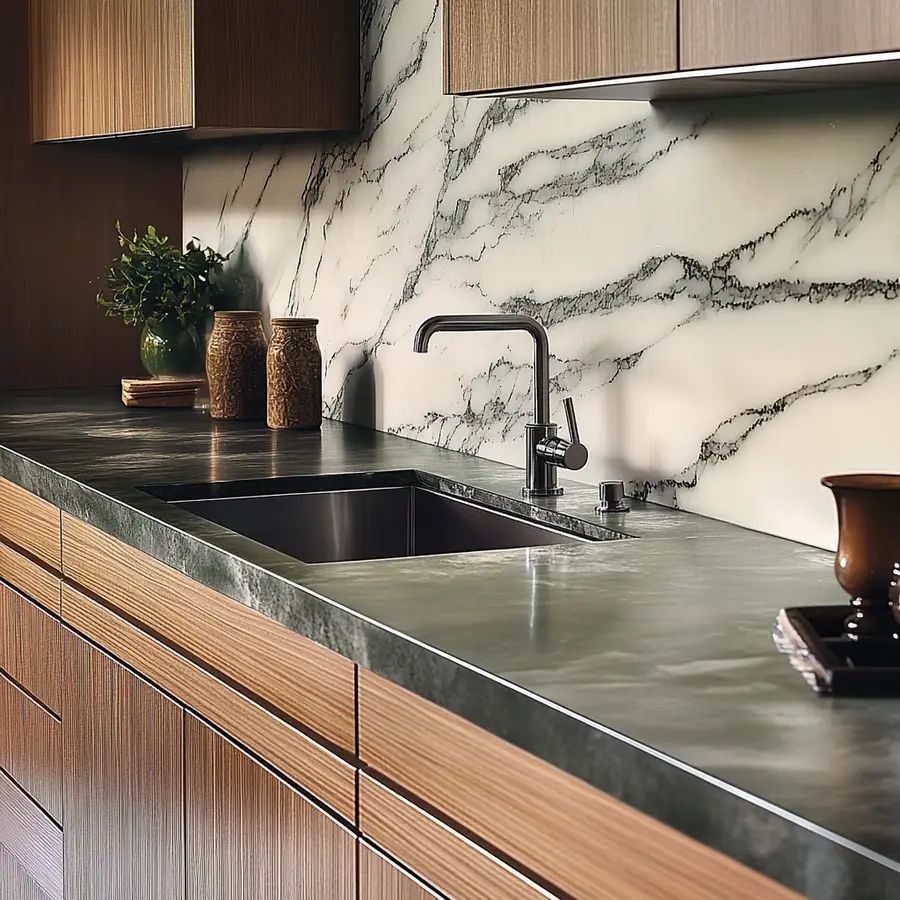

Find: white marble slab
<box><xmin>184</xmin><ymin>0</ymin><xmax>900</xmax><ymax>550</ymax></box>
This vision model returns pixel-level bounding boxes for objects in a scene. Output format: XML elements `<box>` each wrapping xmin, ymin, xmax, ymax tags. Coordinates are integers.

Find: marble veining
<box><xmin>185</xmin><ymin>0</ymin><xmax>900</xmax><ymax>552</ymax></box>
<box><xmin>2</xmin><ymin>392</ymin><xmax>900</xmax><ymax>899</ymax></box>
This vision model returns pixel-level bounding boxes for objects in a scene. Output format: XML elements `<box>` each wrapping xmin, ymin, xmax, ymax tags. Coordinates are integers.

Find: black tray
<box><xmin>774</xmin><ymin>606</ymin><xmax>900</xmax><ymax>695</ymax></box>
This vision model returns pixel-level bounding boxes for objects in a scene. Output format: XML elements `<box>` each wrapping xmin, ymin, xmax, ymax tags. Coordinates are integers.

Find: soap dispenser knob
<box><xmin>597</xmin><ymin>480</ymin><xmax>629</xmax><ymax>513</ymax></box>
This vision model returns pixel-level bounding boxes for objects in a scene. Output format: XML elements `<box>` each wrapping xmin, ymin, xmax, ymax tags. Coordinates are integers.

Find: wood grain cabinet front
<box><xmin>680</xmin><ymin>0</ymin><xmax>900</xmax><ymax>70</ymax></box>
<box><xmin>359</xmin><ymin>670</ymin><xmax>804</xmax><ymax>900</ymax></box>
<box><xmin>0</xmin><ymin>770</ymin><xmax>63</xmax><ymax>900</ymax></box>
<box><xmin>29</xmin><ymin>0</ymin><xmax>360</xmax><ymax>141</ymax></box>
<box><xmin>445</xmin><ymin>0</ymin><xmax>677</xmax><ymax>93</ymax></box>
<box><xmin>62</xmin><ymin>628</ymin><xmax>184</xmax><ymax>900</ymax></box>
<box><xmin>185</xmin><ymin>714</ymin><xmax>355</xmax><ymax>900</ymax></box>
<box><xmin>360</xmin><ymin>843</ymin><xmax>441</xmax><ymax>900</ymax></box>
<box><xmin>0</xmin><ymin>480</ymin><xmax>60</xmax><ymax>571</ymax></box>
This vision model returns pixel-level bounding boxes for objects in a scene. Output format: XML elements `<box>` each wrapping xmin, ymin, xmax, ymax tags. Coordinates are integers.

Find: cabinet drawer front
<box><xmin>0</xmin><ymin>541</ymin><xmax>61</xmax><ymax>615</ymax></box>
<box><xmin>360</xmin><ymin>842</ymin><xmax>442</xmax><ymax>900</ymax></box>
<box><xmin>359</xmin><ymin>671</ymin><xmax>802</xmax><ymax>900</ymax></box>
<box><xmin>0</xmin><ymin>583</ymin><xmax>62</xmax><ymax>714</ymax></box>
<box><xmin>62</xmin><ymin>582</ymin><xmax>355</xmax><ymax>820</ymax></box>
<box><xmin>360</xmin><ymin>774</ymin><xmax>550</xmax><ymax>900</ymax></box>
<box><xmin>0</xmin><ymin>673</ymin><xmax>62</xmax><ymax>824</ymax></box>
<box><xmin>0</xmin><ymin>769</ymin><xmax>62</xmax><ymax>900</ymax></box>
<box><xmin>447</xmin><ymin>0</ymin><xmax>677</xmax><ymax>94</ymax></box>
<box><xmin>61</xmin><ymin>514</ymin><xmax>355</xmax><ymax>752</ymax></box>
<box><xmin>681</xmin><ymin>0</ymin><xmax>900</xmax><ymax>70</ymax></box>
<box><xmin>0</xmin><ymin>480</ymin><xmax>60</xmax><ymax>571</ymax></box>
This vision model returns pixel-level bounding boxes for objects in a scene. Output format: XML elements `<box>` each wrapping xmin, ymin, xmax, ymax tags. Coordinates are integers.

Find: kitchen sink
<box><xmin>145</xmin><ymin>471</ymin><xmax>602</xmax><ymax>565</ymax></box>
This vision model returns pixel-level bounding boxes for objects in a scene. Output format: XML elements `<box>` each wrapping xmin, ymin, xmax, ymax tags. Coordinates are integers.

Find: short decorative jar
<box><xmin>267</xmin><ymin>318</ymin><xmax>322</xmax><ymax>430</ymax></box>
<box><xmin>206</xmin><ymin>311</ymin><xmax>268</xmax><ymax>420</ymax></box>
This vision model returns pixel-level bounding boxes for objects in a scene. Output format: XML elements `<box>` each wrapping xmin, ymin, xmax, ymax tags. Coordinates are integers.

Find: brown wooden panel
<box><xmin>0</xmin><ymin>843</ymin><xmax>50</xmax><ymax>900</ymax></box>
<box><xmin>0</xmin><ymin>481</ymin><xmax>60</xmax><ymax>571</ymax></box>
<box><xmin>62</xmin><ymin>628</ymin><xmax>184</xmax><ymax>900</ymax></box>
<box><xmin>681</xmin><ymin>0</ymin><xmax>900</xmax><ymax>70</ymax></box>
<box><xmin>360</xmin><ymin>774</ymin><xmax>548</xmax><ymax>900</ymax></box>
<box><xmin>360</xmin><ymin>843</ymin><xmax>440</xmax><ymax>900</ymax></box>
<box><xmin>5</xmin><ymin>0</ymin><xmax>182</xmax><ymax>390</ymax></box>
<box><xmin>62</xmin><ymin>514</ymin><xmax>356</xmax><ymax>752</ymax></box>
<box><xmin>0</xmin><ymin>583</ymin><xmax>62</xmax><ymax>714</ymax></box>
<box><xmin>30</xmin><ymin>0</ymin><xmax>117</xmax><ymax>141</ymax></box>
<box><xmin>185</xmin><ymin>714</ymin><xmax>355</xmax><ymax>900</ymax></box>
<box><xmin>193</xmin><ymin>0</ymin><xmax>359</xmax><ymax>131</ymax></box>
<box><xmin>359</xmin><ymin>671</ymin><xmax>803</xmax><ymax>900</ymax></box>
<box><xmin>446</xmin><ymin>0</ymin><xmax>676</xmax><ymax>93</ymax></box>
<box><xmin>0</xmin><ymin>543</ymin><xmax>61</xmax><ymax>617</ymax></box>
<box><xmin>0</xmin><ymin>674</ymin><xmax>62</xmax><ymax>824</ymax></box>
<box><xmin>116</xmin><ymin>0</ymin><xmax>192</xmax><ymax>133</ymax></box>
<box><xmin>62</xmin><ymin>582</ymin><xmax>356</xmax><ymax>820</ymax></box>
<box><xmin>0</xmin><ymin>770</ymin><xmax>63</xmax><ymax>900</ymax></box>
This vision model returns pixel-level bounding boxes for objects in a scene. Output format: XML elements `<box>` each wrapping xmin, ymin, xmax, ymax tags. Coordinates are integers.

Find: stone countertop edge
<box><xmin>0</xmin><ymin>441</ymin><xmax>896</xmax><ymax>900</ymax></box>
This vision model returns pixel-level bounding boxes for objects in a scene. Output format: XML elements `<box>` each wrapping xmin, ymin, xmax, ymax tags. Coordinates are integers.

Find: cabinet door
<box><xmin>185</xmin><ymin>714</ymin><xmax>355</xmax><ymax>900</ymax></box>
<box><xmin>359</xmin><ymin>844</ymin><xmax>440</xmax><ymax>900</ymax></box>
<box><xmin>30</xmin><ymin>0</ymin><xmax>117</xmax><ymax>140</ymax></box>
<box><xmin>115</xmin><ymin>0</ymin><xmax>192</xmax><ymax>134</ymax></box>
<box><xmin>681</xmin><ymin>0</ymin><xmax>900</xmax><ymax>70</ymax></box>
<box><xmin>445</xmin><ymin>0</ymin><xmax>677</xmax><ymax>94</ymax></box>
<box><xmin>62</xmin><ymin>630</ymin><xmax>184</xmax><ymax>900</ymax></box>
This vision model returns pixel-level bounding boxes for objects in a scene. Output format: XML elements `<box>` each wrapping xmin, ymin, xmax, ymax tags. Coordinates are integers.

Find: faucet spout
<box><xmin>412</xmin><ymin>314</ymin><xmax>550</xmax><ymax>424</ymax></box>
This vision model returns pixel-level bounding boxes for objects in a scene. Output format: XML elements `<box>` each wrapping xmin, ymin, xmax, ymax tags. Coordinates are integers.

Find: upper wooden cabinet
<box><xmin>681</xmin><ymin>0</ymin><xmax>900</xmax><ymax>69</ymax></box>
<box><xmin>445</xmin><ymin>0</ymin><xmax>677</xmax><ymax>93</ymax></box>
<box><xmin>30</xmin><ymin>0</ymin><xmax>360</xmax><ymax>142</ymax></box>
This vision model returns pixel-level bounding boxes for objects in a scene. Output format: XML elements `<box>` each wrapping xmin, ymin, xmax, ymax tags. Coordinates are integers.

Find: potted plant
<box><xmin>96</xmin><ymin>223</ymin><xmax>230</xmax><ymax>378</ymax></box>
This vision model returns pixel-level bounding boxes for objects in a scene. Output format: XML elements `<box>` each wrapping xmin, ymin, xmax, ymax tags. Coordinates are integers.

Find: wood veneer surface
<box><xmin>62</xmin><ymin>513</ymin><xmax>356</xmax><ymax>752</ymax></box>
<box><xmin>62</xmin><ymin>582</ymin><xmax>356</xmax><ymax>819</ymax></box>
<box><xmin>359</xmin><ymin>670</ymin><xmax>804</xmax><ymax>900</ymax></box>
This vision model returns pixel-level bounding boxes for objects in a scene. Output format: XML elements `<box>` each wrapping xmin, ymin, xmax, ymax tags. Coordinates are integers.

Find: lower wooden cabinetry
<box><xmin>360</xmin><ymin>843</ymin><xmax>440</xmax><ymax>900</ymax></box>
<box><xmin>0</xmin><ymin>673</ymin><xmax>61</xmax><ymax>823</ymax></box>
<box><xmin>185</xmin><ymin>714</ymin><xmax>355</xmax><ymax>900</ymax></box>
<box><xmin>0</xmin><ymin>769</ymin><xmax>62</xmax><ymax>900</ymax></box>
<box><xmin>62</xmin><ymin>629</ymin><xmax>184</xmax><ymax>900</ymax></box>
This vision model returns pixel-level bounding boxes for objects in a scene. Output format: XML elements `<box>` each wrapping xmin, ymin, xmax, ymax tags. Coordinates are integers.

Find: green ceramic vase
<box><xmin>139</xmin><ymin>320</ymin><xmax>203</xmax><ymax>378</ymax></box>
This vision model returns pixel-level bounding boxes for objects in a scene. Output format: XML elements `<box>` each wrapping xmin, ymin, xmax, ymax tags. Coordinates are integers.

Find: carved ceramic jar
<box><xmin>206</xmin><ymin>311</ymin><xmax>268</xmax><ymax>420</ymax></box>
<box><xmin>266</xmin><ymin>318</ymin><xmax>322</xmax><ymax>430</ymax></box>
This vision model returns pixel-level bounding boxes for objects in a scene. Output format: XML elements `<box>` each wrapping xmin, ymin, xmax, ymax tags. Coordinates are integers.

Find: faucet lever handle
<box><xmin>563</xmin><ymin>397</ymin><xmax>580</xmax><ymax>445</ymax></box>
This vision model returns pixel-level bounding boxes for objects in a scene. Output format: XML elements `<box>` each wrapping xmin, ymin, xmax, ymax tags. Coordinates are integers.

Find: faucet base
<box><xmin>522</xmin><ymin>486</ymin><xmax>564</xmax><ymax>498</ymax></box>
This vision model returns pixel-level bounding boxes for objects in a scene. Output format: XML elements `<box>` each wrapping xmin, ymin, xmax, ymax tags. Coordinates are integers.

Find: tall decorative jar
<box><xmin>206</xmin><ymin>311</ymin><xmax>268</xmax><ymax>420</ymax></box>
<box><xmin>267</xmin><ymin>318</ymin><xmax>322</xmax><ymax>430</ymax></box>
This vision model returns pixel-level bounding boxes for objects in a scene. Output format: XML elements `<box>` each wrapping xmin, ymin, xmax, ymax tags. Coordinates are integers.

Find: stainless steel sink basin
<box><xmin>146</xmin><ymin>471</ymin><xmax>600</xmax><ymax>565</ymax></box>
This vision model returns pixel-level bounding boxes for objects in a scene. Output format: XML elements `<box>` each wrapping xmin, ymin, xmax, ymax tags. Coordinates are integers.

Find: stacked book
<box><xmin>121</xmin><ymin>377</ymin><xmax>204</xmax><ymax>408</ymax></box>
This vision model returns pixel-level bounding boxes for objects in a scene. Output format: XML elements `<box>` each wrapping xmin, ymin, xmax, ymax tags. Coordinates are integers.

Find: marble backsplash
<box><xmin>184</xmin><ymin>0</ymin><xmax>900</xmax><ymax>551</ymax></box>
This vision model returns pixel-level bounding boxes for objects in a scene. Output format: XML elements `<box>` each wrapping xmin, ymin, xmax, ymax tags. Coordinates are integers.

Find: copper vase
<box><xmin>822</xmin><ymin>474</ymin><xmax>900</xmax><ymax>641</ymax></box>
<box><xmin>206</xmin><ymin>311</ymin><xmax>268</xmax><ymax>421</ymax></box>
<box><xmin>266</xmin><ymin>318</ymin><xmax>322</xmax><ymax>430</ymax></box>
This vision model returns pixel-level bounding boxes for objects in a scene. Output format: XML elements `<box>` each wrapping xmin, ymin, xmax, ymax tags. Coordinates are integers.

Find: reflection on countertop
<box><xmin>0</xmin><ymin>389</ymin><xmax>896</xmax><ymax>900</ymax></box>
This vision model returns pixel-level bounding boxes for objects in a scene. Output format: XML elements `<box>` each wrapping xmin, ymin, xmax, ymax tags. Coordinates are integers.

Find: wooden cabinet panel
<box><xmin>681</xmin><ymin>0</ymin><xmax>900</xmax><ymax>70</ymax></box>
<box><xmin>0</xmin><ymin>481</ymin><xmax>60</xmax><ymax>571</ymax></box>
<box><xmin>116</xmin><ymin>0</ymin><xmax>191</xmax><ymax>133</ymax></box>
<box><xmin>446</xmin><ymin>0</ymin><xmax>677</xmax><ymax>93</ymax></box>
<box><xmin>30</xmin><ymin>0</ymin><xmax>359</xmax><ymax>139</ymax></box>
<box><xmin>0</xmin><ymin>770</ymin><xmax>62</xmax><ymax>900</ymax></box>
<box><xmin>359</xmin><ymin>671</ymin><xmax>803</xmax><ymax>900</ymax></box>
<box><xmin>30</xmin><ymin>0</ymin><xmax>117</xmax><ymax>141</ymax></box>
<box><xmin>62</xmin><ymin>514</ymin><xmax>355</xmax><ymax>752</ymax></box>
<box><xmin>62</xmin><ymin>629</ymin><xmax>184</xmax><ymax>900</ymax></box>
<box><xmin>62</xmin><ymin>582</ymin><xmax>356</xmax><ymax>820</ymax></box>
<box><xmin>360</xmin><ymin>844</ymin><xmax>440</xmax><ymax>900</ymax></box>
<box><xmin>0</xmin><ymin>674</ymin><xmax>61</xmax><ymax>824</ymax></box>
<box><xmin>0</xmin><ymin>583</ymin><xmax>62</xmax><ymax>713</ymax></box>
<box><xmin>185</xmin><ymin>714</ymin><xmax>355</xmax><ymax>900</ymax></box>
<box><xmin>359</xmin><ymin>774</ymin><xmax>547</xmax><ymax>900</ymax></box>
<box><xmin>0</xmin><ymin>543</ymin><xmax>61</xmax><ymax>616</ymax></box>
